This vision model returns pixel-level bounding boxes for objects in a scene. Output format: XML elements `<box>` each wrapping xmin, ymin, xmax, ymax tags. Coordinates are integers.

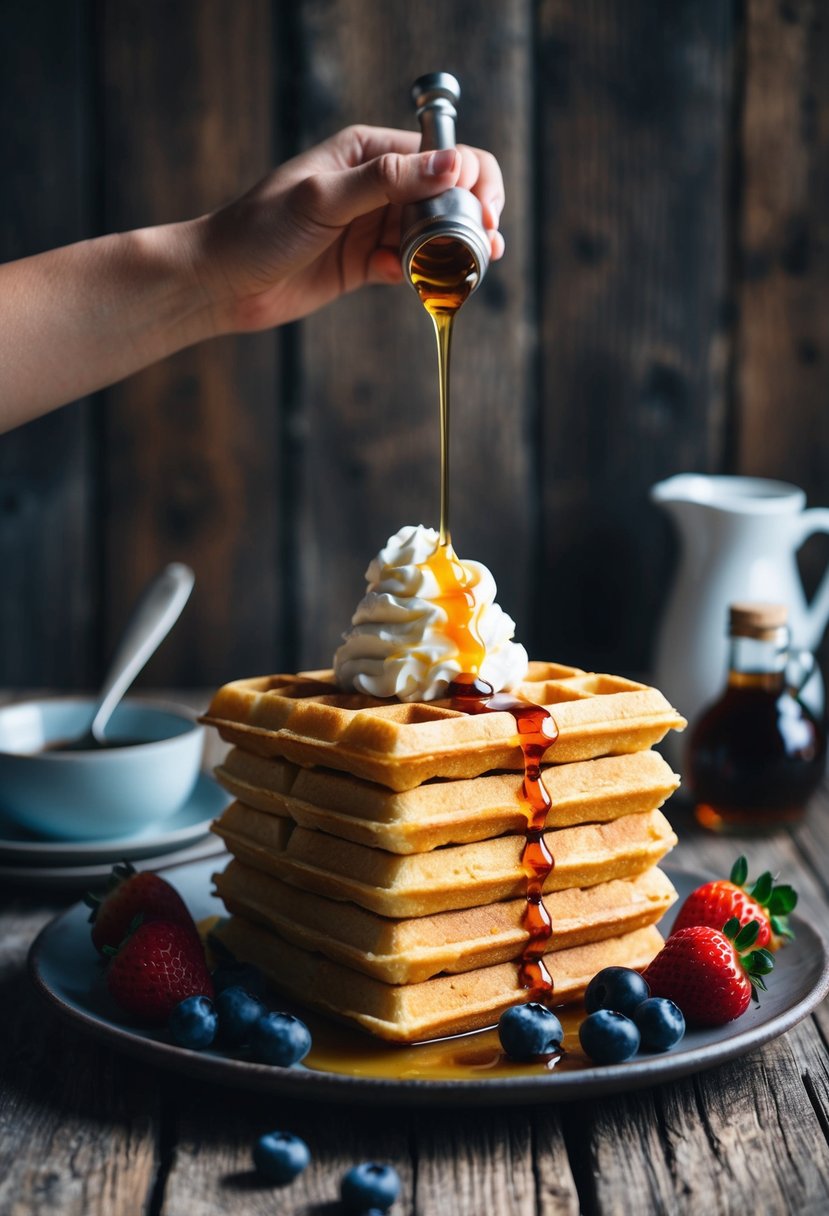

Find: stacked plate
<box><xmin>0</xmin><ymin>773</ymin><xmax>230</xmax><ymax>889</ymax></box>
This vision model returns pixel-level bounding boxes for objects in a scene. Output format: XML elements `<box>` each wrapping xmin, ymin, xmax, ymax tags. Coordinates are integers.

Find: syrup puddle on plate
<box><xmin>202</xmin><ymin>918</ymin><xmax>587</xmax><ymax>1081</ymax></box>
<box><xmin>295</xmin><ymin>1003</ymin><xmax>588</xmax><ymax>1082</ymax></box>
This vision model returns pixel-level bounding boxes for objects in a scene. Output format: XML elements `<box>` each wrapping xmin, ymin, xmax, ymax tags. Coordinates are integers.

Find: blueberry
<box><xmin>633</xmin><ymin>997</ymin><xmax>685</xmax><ymax>1052</ymax></box>
<box><xmin>498</xmin><ymin>1002</ymin><xmax>564</xmax><ymax>1062</ymax></box>
<box><xmin>212</xmin><ymin>961</ymin><xmax>266</xmax><ymax>997</ymax></box>
<box><xmin>252</xmin><ymin>1130</ymin><xmax>310</xmax><ymax>1184</ymax></box>
<box><xmin>579</xmin><ymin>1010</ymin><xmax>640</xmax><ymax>1064</ymax></box>
<box><xmin>250</xmin><ymin>1011</ymin><xmax>312</xmax><ymax>1067</ymax></box>
<box><xmin>584</xmin><ymin>966</ymin><xmax>650</xmax><ymax>1017</ymax></box>
<box><xmin>215</xmin><ymin>985</ymin><xmax>266</xmax><ymax>1047</ymax></box>
<box><xmin>340</xmin><ymin>1162</ymin><xmax>401</xmax><ymax>1212</ymax></box>
<box><xmin>168</xmin><ymin>995</ymin><xmax>217</xmax><ymax>1050</ymax></box>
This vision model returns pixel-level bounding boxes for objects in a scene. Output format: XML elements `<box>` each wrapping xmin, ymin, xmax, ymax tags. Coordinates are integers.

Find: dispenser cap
<box><xmin>729</xmin><ymin>602</ymin><xmax>789</xmax><ymax>639</ymax></box>
<box><xmin>411</xmin><ymin>72</ymin><xmax>460</xmax><ymax>112</ymax></box>
<box><xmin>400</xmin><ymin>71</ymin><xmax>490</xmax><ymax>290</ymax></box>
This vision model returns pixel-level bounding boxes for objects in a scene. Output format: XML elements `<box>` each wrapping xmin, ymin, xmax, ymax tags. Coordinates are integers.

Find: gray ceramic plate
<box><xmin>28</xmin><ymin>860</ymin><xmax>829</xmax><ymax>1106</ymax></box>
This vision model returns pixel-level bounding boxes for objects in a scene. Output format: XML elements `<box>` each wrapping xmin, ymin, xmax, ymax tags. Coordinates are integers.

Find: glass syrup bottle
<box><xmin>688</xmin><ymin>602</ymin><xmax>826</xmax><ymax>832</ymax></box>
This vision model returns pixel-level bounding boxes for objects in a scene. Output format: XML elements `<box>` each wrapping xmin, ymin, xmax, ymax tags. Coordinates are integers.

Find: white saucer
<box><xmin>0</xmin><ymin>773</ymin><xmax>230</xmax><ymax>865</ymax></box>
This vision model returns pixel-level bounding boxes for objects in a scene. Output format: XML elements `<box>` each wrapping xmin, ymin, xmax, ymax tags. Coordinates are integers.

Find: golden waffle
<box><xmin>213</xmin><ymin>858</ymin><xmax>677</xmax><ymax>984</ymax></box>
<box><xmin>211</xmin><ymin>915</ymin><xmax>665</xmax><ymax>1041</ymax></box>
<box><xmin>214</xmin><ymin>748</ymin><xmax>679</xmax><ymax>854</ymax></box>
<box><xmin>209</xmin><ymin>800</ymin><xmax>294</xmax><ymax>852</ymax></box>
<box><xmin>201</xmin><ymin>662</ymin><xmax>687</xmax><ymax>790</ymax></box>
<box><xmin>212</xmin><ymin>805</ymin><xmax>677</xmax><ymax>918</ymax></box>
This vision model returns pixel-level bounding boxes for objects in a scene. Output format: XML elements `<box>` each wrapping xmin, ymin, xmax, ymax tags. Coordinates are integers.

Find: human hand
<box><xmin>194</xmin><ymin>124</ymin><xmax>505</xmax><ymax>334</ymax></box>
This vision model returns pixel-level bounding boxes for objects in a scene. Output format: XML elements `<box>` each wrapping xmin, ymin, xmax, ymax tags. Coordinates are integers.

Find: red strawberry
<box><xmin>643</xmin><ymin>918</ymin><xmax>774</xmax><ymax>1026</ymax></box>
<box><xmin>671</xmin><ymin>856</ymin><xmax>797</xmax><ymax>950</ymax></box>
<box><xmin>85</xmin><ymin>862</ymin><xmax>199</xmax><ymax>954</ymax></box>
<box><xmin>106</xmin><ymin>920</ymin><xmax>214</xmax><ymax>1024</ymax></box>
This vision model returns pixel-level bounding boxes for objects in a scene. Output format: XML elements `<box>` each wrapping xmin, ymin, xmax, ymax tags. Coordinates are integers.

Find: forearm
<box><xmin>0</xmin><ymin>221</ymin><xmax>217</xmax><ymax>432</ymax></box>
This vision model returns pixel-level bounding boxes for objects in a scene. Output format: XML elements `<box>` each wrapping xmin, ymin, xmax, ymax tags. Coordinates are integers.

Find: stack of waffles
<box><xmin>203</xmin><ymin>661</ymin><xmax>685</xmax><ymax>1043</ymax></box>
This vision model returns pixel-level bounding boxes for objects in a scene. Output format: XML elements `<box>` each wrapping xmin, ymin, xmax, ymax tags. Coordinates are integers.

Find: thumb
<box><xmin>293</xmin><ymin>148</ymin><xmax>461</xmax><ymax>229</ymax></box>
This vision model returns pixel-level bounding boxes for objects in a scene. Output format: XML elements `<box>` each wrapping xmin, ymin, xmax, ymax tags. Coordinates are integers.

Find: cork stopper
<box><xmin>729</xmin><ymin>601</ymin><xmax>789</xmax><ymax>640</ymax></box>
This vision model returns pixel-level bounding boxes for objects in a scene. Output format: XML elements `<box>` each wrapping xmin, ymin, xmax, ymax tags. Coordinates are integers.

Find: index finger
<box><xmin>322</xmin><ymin>125</ymin><xmax>423</xmax><ymax>169</ymax></box>
<box><xmin>319</xmin><ymin>125</ymin><xmax>505</xmax><ymax>226</ymax></box>
<box><xmin>456</xmin><ymin>144</ymin><xmax>505</xmax><ymax>227</ymax></box>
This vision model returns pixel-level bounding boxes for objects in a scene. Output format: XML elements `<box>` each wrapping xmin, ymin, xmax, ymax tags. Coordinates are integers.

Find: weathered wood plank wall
<box><xmin>294</xmin><ymin>0</ymin><xmax>535</xmax><ymax>671</ymax></box>
<box><xmin>1</xmin><ymin>0</ymin><xmax>827</xmax><ymax>688</ymax></box>
<box><xmin>0</xmin><ymin>1</ymin><xmax>95</xmax><ymax>686</ymax></box>
<box><xmin>99</xmin><ymin>0</ymin><xmax>282</xmax><ymax>683</ymax></box>
<box><xmin>537</xmin><ymin>0</ymin><xmax>735</xmax><ymax>671</ymax></box>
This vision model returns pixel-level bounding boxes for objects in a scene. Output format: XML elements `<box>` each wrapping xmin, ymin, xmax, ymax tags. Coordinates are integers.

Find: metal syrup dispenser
<box><xmin>400</xmin><ymin>72</ymin><xmax>491</xmax><ymax>291</ymax></box>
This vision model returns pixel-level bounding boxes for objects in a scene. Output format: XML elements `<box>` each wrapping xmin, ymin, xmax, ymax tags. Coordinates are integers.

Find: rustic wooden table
<box><xmin>1</xmin><ymin>694</ymin><xmax>828</xmax><ymax>1216</ymax></box>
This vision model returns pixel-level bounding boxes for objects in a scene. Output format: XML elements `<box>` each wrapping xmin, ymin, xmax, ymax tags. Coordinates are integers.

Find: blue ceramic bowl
<box><xmin>0</xmin><ymin>698</ymin><xmax>204</xmax><ymax>841</ymax></box>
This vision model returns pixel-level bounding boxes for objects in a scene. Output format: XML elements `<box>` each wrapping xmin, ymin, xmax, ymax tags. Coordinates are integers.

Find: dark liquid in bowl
<box><xmin>36</xmin><ymin>737</ymin><xmax>146</xmax><ymax>753</ymax></box>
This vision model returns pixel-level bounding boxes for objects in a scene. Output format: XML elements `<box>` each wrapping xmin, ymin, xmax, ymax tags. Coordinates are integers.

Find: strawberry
<box><xmin>643</xmin><ymin>918</ymin><xmax>774</xmax><ymax>1026</ymax></box>
<box><xmin>105</xmin><ymin>920</ymin><xmax>214</xmax><ymax>1024</ymax></box>
<box><xmin>671</xmin><ymin>856</ymin><xmax>797</xmax><ymax>950</ymax></box>
<box><xmin>85</xmin><ymin>862</ymin><xmax>199</xmax><ymax>954</ymax></box>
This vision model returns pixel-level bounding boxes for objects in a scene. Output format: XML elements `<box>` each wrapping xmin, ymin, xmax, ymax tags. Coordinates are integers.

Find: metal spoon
<box><xmin>61</xmin><ymin>563</ymin><xmax>195</xmax><ymax>750</ymax></box>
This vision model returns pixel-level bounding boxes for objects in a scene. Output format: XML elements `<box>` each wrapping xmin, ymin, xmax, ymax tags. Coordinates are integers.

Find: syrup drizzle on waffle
<box><xmin>421</xmin><ymin>543</ymin><xmax>486</xmax><ymax>675</ymax></box>
<box><xmin>447</xmin><ymin>674</ymin><xmax>559</xmax><ymax>1003</ymax></box>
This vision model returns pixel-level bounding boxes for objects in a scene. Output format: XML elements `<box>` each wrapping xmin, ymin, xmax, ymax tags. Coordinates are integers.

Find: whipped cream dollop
<box><xmin>333</xmin><ymin>525</ymin><xmax>529</xmax><ymax>702</ymax></box>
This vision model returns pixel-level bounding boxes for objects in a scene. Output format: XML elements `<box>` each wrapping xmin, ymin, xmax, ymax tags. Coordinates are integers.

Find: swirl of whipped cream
<box><xmin>333</xmin><ymin>524</ymin><xmax>529</xmax><ymax>702</ymax></box>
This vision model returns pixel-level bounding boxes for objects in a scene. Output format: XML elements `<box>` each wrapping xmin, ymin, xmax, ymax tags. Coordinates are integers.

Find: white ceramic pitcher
<box><xmin>651</xmin><ymin>474</ymin><xmax>829</xmax><ymax>770</ymax></box>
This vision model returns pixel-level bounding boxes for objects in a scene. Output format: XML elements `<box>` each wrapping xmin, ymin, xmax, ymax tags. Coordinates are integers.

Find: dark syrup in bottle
<box><xmin>688</xmin><ymin>602</ymin><xmax>826</xmax><ymax>832</ymax></box>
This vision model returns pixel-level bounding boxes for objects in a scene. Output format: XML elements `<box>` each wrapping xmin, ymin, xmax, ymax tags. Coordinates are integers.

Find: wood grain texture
<box><xmin>98</xmin><ymin>0</ymin><xmax>281</xmax><ymax>687</ymax></box>
<box><xmin>294</xmin><ymin>0</ymin><xmax>535</xmax><ymax>669</ymax></box>
<box><xmin>790</xmin><ymin>782</ymin><xmax>829</xmax><ymax>906</ymax></box>
<box><xmin>536</xmin><ymin>0</ymin><xmax>736</xmax><ymax>674</ymax></box>
<box><xmin>0</xmin><ymin>903</ymin><xmax>159</xmax><ymax>1216</ymax></box>
<box><xmin>531</xmin><ymin>1110</ymin><xmax>581</xmax><ymax>1216</ymax></box>
<box><xmin>0</xmin><ymin>0</ymin><xmax>95</xmax><ymax>687</ymax></box>
<box><xmin>734</xmin><ymin>0</ymin><xmax>829</xmax><ymax>675</ymax></box>
<box><xmin>563</xmin><ymin>1035</ymin><xmax>829</xmax><ymax>1216</ymax></box>
<box><xmin>160</xmin><ymin>1088</ymin><xmax>413</xmax><ymax>1214</ymax></box>
<box><xmin>411</xmin><ymin>1107</ymin><xmax>562</xmax><ymax>1215</ymax></box>
<box><xmin>735</xmin><ymin>0</ymin><xmax>829</xmax><ymax>486</ymax></box>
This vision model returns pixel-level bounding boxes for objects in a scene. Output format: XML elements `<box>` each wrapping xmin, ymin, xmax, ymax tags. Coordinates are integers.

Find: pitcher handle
<box><xmin>787</xmin><ymin>649</ymin><xmax>816</xmax><ymax>696</ymax></box>
<box><xmin>794</xmin><ymin>508</ymin><xmax>829</xmax><ymax>649</ymax></box>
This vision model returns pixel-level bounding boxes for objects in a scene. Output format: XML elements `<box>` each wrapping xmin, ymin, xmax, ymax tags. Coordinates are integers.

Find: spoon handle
<box><xmin>90</xmin><ymin>563</ymin><xmax>195</xmax><ymax>741</ymax></box>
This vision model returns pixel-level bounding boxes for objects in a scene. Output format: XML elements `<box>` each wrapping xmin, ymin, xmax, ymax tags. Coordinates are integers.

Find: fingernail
<box><xmin>426</xmin><ymin>148</ymin><xmax>458</xmax><ymax>176</ymax></box>
<box><xmin>486</xmin><ymin>197</ymin><xmax>503</xmax><ymax>227</ymax></box>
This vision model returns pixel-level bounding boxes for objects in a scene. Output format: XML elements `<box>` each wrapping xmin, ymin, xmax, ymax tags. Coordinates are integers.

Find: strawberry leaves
<box><xmin>729</xmin><ymin>856</ymin><xmax>749</xmax><ymax>886</ymax></box>
<box><xmin>768</xmin><ymin>884</ymin><xmax>798</xmax><ymax>940</ymax></box>
<box><xmin>722</xmin><ymin>917</ymin><xmax>775</xmax><ymax>1000</ymax></box>
<box><xmin>727</xmin><ymin>856</ymin><xmax>799</xmax><ymax>944</ymax></box>
<box><xmin>750</xmin><ymin>870</ymin><xmax>773</xmax><ymax>905</ymax></box>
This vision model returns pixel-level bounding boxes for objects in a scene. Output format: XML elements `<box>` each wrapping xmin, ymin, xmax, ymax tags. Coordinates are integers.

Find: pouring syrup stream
<box><xmin>410</xmin><ymin>234</ymin><xmax>559</xmax><ymax>1004</ymax></box>
<box><xmin>409</xmin><ymin>235</ymin><xmax>479</xmax><ymax>548</ymax></box>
